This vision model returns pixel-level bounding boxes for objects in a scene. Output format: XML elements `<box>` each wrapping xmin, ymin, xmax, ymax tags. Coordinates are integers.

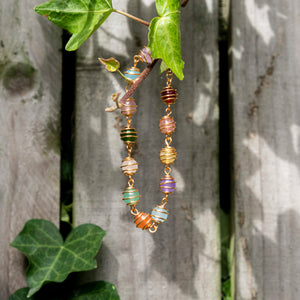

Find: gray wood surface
<box><xmin>231</xmin><ymin>0</ymin><xmax>300</xmax><ymax>299</ymax></box>
<box><xmin>73</xmin><ymin>1</ymin><xmax>220</xmax><ymax>299</ymax></box>
<box><xmin>0</xmin><ymin>1</ymin><xmax>62</xmax><ymax>298</ymax></box>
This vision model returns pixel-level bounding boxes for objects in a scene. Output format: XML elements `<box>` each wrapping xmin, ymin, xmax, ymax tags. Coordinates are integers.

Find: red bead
<box><xmin>161</xmin><ymin>87</ymin><xmax>178</xmax><ymax>104</ymax></box>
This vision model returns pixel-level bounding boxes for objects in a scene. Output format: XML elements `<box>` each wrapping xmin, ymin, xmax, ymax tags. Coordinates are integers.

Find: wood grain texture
<box><xmin>73</xmin><ymin>1</ymin><xmax>220</xmax><ymax>299</ymax></box>
<box><xmin>0</xmin><ymin>0</ymin><xmax>61</xmax><ymax>297</ymax></box>
<box><xmin>231</xmin><ymin>0</ymin><xmax>300</xmax><ymax>299</ymax></box>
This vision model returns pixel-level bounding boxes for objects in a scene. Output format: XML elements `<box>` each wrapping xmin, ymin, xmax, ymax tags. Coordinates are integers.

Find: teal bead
<box><xmin>124</xmin><ymin>67</ymin><xmax>140</xmax><ymax>81</ymax></box>
<box><xmin>120</xmin><ymin>127</ymin><xmax>138</xmax><ymax>143</ymax></box>
<box><xmin>122</xmin><ymin>187</ymin><xmax>140</xmax><ymax>206</ymax></box>
<box><xmin>151</xmin><ymin>206</ymin><xmax>169</xmax><ymax>223</ymax></box>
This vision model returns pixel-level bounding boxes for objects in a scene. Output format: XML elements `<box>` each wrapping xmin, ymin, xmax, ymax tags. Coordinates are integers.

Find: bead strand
<box><xmin>150</xmin><ymin>69</ymin><xmax>177</xmax><ymax>231</ymax></box>
<box><xmin>118</xmin><ymin>49</ymin><xmax>178</xmax><ymax>233</ymax></box>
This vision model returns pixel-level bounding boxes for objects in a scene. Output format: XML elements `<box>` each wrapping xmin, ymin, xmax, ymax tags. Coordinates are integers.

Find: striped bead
<box><xmin>122</xmin><ymin>187</ymin><xmax>140</xmax><ymax>206</ymax></box>
<box><xmin>138</xmin><ymin>46</ymin><xmax>154</xmax><ymax>64</ymax></box>
<box><xmin>134</xmin><ymin>212</ymin><xmax>152</xmax><ymax>230</ymax></box>
<box><xmin>160</xmin><ymin>175</ymin><xmax>176</xmax><ymax>194</ymax></box>
<box><xmin>159</xmin><ymin>116</ymin><xmax>176</xmax><ymax>134</ymax></box>
<box><xmin>121</xmin><ymin>98</ymin><xmax>137</xmax><ymax>116</ymax></box>
<box><xmin>124</xmin><ymin>67</ymin><xmax>140</xmax><ymax>82</ymax></box>
<box><xmin>159</xmin><ymin>146</ymin><xmax>177</xmax><ymax>165</ymax></box>
<box><xmin>151</xmin><ymin>206</ymin><xmax>169</xmax><ymax>223</ymax></box>
<box><xmin>121</xmin><ymin>157</ymin><xmax>138</xmax><ymax>176</ymax></box>
<box><xmin>161</xmin><ymin>86</ymin><xmax>178</xmax><ymax>105</ymax></box>
<box><xmin>120</xmin><ymin>127</ymin><xmax>137</xmax><ymax>143</ymax></box>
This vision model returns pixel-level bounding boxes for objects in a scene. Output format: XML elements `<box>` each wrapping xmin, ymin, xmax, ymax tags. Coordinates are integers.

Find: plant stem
<box><xmin>117</xmin><ymin>70</ymin><xmax>130</xmax><ymax>82</ymax></box>
<box><xmin>113</xmin><ymin>9</ymin><xmax>150</xmax><ymax>27</ymax></box>
<box><xmin>119</xmin><ymin>59</ymin><xmax>158</xmax><ymax>104</ymax></box>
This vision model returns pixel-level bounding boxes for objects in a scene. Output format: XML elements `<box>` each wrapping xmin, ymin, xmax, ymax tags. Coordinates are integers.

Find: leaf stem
<box><xmin>119</xmin><ymin>59</ymin><xmax>158</xmax><ymax>104</ymax></box>
<box><xmin>113</xmin><ymin>9</ymin><xmax>150</xmax><ymax>27</ymax></box>
<box><xmin>117</xmin><ymin>70</ymin><xmax>130</xmax><ymax>82</ymax></box>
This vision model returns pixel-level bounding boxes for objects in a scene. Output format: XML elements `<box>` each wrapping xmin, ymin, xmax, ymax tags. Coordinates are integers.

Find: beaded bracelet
<box><xmin>117</xmin><ymin>47</ymin><xmax>178</xmax><ymax>233</ymax></box>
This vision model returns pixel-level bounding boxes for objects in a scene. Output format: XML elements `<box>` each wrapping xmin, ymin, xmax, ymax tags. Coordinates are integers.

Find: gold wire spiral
<box><xmin>159</xmin><ymin>146</ymin><xmax>177</xmax><ymax>165</ymax></box>
<box><xmin>121</xmin><ymin>98</ymin><xmax>137</xmax><ymax>116</ymax></box>
<box><xmin>138</xmin><ymin>46</ymin><xmax>154</xmax><ymax>64</ymax></box>
<box><xmin>160</xmin><ymin>86</ymin><xmax>178</xmax><ymax>105</ymax></box>
<box><xmin>121</xmin><ymin>157</ymin><xmax>138</xmax><ymax>176</ymax></box>
<box><xmin>159</xmin><ymin>115</ymin><xmax>176</xmax><ymax>134</ymax></box>
<box><xmin>134</xmin><ymin>212</ymin><xmax>152</xmax><ymax>230</ymax></box>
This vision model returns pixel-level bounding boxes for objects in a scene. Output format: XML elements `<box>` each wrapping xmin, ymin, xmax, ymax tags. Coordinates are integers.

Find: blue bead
<box><xmin>124</xmin><ymin>67</ymin><xmax>140</xmax><ymax>81</ymax></box>
<box><xmin>151</xmin><ymin>206</ymin><xmax>169</xmax><ymax>223</ymax></box>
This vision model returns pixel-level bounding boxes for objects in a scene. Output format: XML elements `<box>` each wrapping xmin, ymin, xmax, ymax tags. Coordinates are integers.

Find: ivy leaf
<box><xmin>159</xmin><ymin>60</ymin><xmax>169</xmax><ymax>74</ymax></box>
<box><xmin>222</xmin><ymin>278</ymin><xmax>232</xmax><ymax>300</ymax></box>
<box><xmin>148</xmin><ymin>0</ymin><xmax>184</xmax><ymax>80</ymax></box>
<box><xmin>9</xmin><ymin>288</ymin><xmax>33</xmax><ymax>300</ymax></box>
<box><xmin>61</xmin><ymin>203</ymin><xmax>72</xmax><ymax>225</ymax></box>
<box><xmin>10</xmin><ymin>219</ymin><xmax>106</xmax><ymax>297</ymax></box>
<box><xmin>34</xmin><ymin>0</ymin><xmax>113</xmax><ymax>51</ymax></box>
<box><xmin>98</xmin><ymin>58</ymin><xmax>120</xmax><ymax>72</ymax></box>
<box><xmin>69</xmin><ymin>281</ymin><xmax>120</xmax><ymax>300</ymax></box>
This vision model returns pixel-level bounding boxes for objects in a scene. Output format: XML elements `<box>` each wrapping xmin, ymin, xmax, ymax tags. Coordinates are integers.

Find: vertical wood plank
<box><xmin>73</xmin><ymin>0</ymin><xmax>220</xmax><ymax>299</ymax></box>
<box><xmin>231</xmin><ymin>0</ymin><xmax>300</xmax><ymax>299</ymax></box>
<box><xmin>0</xmin><ymin>0</ymin><xmax>62</xmax><ymax>297</ymax></box>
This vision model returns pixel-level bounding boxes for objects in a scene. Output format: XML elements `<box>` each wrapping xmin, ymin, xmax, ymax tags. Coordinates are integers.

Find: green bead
<box><xmin>122</xmin><ymin>187</ymin><xmax>140</xmax><ymax>206</ymax></box>
<box><xmin>120</xmin><ymin>128</ymin><xmax>138</xmax><ymax>143</ymax></box>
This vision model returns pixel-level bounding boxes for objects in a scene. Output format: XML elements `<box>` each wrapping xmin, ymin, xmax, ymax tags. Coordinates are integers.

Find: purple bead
<box><xmin>139</xmin><ymin>46</ymin><xmax>154</xmax><ymax>63</ymax></box>
<box><xmin>160</xmin><ymin>175</ymin><xmax>176</xmax><ymax>194</ymax></box>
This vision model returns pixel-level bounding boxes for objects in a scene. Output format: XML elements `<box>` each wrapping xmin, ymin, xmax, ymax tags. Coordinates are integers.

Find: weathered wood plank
<box><xmin>73</xmin><ymin>1</ymin><xmax>220</xmax><ymax>299</ymax></box>
<box><xmin>0</xmin><ymin>1</ymin><xmax>62</xmax><ymax>297</ymax></box>
<box><xmin>231</xmin><ymin>0</ymin><xmax>300</xmax><ymax>299</ymax></box>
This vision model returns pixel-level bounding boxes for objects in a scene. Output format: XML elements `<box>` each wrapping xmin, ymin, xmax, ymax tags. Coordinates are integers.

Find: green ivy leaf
<box><xmin>69</xmin><ymin>281</ymin><xmax>120</xmax><ymax>300</ymax></box>
<box><xmin>159</xmin><ymin>60</ymin><xmax>169</xmax><ymax>74</ymax></box>
<box><xmin>61</xmin><ymin>203</ymin><xmax>72</xmax><ymax>225</ymax></box>
<box><xmin>34</xmin><ymin>0</ymin><xmax>113</xmax><ymax>51</ymax></box>
<box><xmin>98</xmin><ymin>58</ymin><xmax>120</xmax><ymax>72</ymax></box>
<box><xmin>9</xmin><ymin>288</ymin><xmax>33</xmax><ymax>300</ymax></box>
<box><xmin>222</xmin><ymin>278</ymin><xmax>232</xmax><ymax>300</ymax></box>
<box><xmin>10</xmin><ymin>219</ymin><xmax>106</xmax><ymax>297</ymax></box>
<box><xmin>148</xmin><ymin>0</ymin><xmax>184</xmax><ymax>80</ymax></box>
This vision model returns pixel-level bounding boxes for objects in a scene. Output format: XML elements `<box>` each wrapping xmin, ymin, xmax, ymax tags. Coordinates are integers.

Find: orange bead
<box><xmin>134</xmin><ymin>212</ymin><xmax>152</xmax><ymax>230</ymax></box>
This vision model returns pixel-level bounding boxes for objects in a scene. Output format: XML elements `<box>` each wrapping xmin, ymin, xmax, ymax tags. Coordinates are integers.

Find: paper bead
<box><xmin>123</xmin><ymin>187</ymin><xmax>140</xmax><ymax>206</ymax></box>
<box><xmin>159</xmin><ymin>116</ymin><xmax>176</xmax><ymax>134</ymax></box>
<box><xmin>134</xmin><ymin>211</ymin><xmax>152</xmax><ymax>230</ymax></box>
<box><xmin>160</xmin><ymin>175</ymin><xmax>176</xmax><ymax>194</ymax></box>
<box><xmin>121</xmin><ymin>98</ymin><xmax>137</xmax><ymax>116</ymax></box>
<box><xmin>159</xmin><ymin>146</ymin><xmax>177</xmax><ymax>165</ymax></box>
<box><xmin>151</xmin><ymin>206</ymin><xmax>169</xmax><ymax>223</ymax></box>
<box><xmin>120</xmin><ymin>127</ymin><xmax>138</xmax><ymax>144</ymax></box>
<box><xmin>160</xmin><ymin>86</ymin><xmax>178</xmax><ymax>105</ymax></box>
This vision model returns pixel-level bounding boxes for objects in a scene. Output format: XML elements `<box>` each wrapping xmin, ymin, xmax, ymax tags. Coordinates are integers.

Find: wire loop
<box><xmin>128</xmin><ymin>177</ymin><xmax>135</xmax><ymax>187</ymax></box>
<box><xmin>165</xmin><ymin>136</ymin><xmax>172</xmax><ymax>146</ymax></box>
<box><xmin>149</xmin><ymin>223</ymin><xmax>158</xmax><ymax>233</ymax></box>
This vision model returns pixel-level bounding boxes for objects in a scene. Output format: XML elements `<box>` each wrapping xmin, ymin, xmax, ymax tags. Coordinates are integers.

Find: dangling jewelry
<box><xmin>119</xmin><ymin>47</ymin><xmax>178</xmax><ymax>233</ymax></box>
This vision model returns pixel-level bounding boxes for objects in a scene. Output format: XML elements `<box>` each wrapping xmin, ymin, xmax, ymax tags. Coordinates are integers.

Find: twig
<box><xmin>119</xmin><ymin>59</ymin><xmax>158</xmax><ymax>104</ymax></box>
<box><xmin>181</xmin><ymin>0</ymin><xmax>190</xmax><ymax>7</ymax></box>
<box><xmin>114</xmin><ymin>9</ymin><xmax>150</xmax><ymax>27</ymax></box>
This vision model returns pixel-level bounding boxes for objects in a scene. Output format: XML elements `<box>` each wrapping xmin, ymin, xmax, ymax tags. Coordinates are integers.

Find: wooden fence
<box><xmin>0</xmin><ymin>0</ymin><xmax>299</xmax><ymax>299</ymax></box>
